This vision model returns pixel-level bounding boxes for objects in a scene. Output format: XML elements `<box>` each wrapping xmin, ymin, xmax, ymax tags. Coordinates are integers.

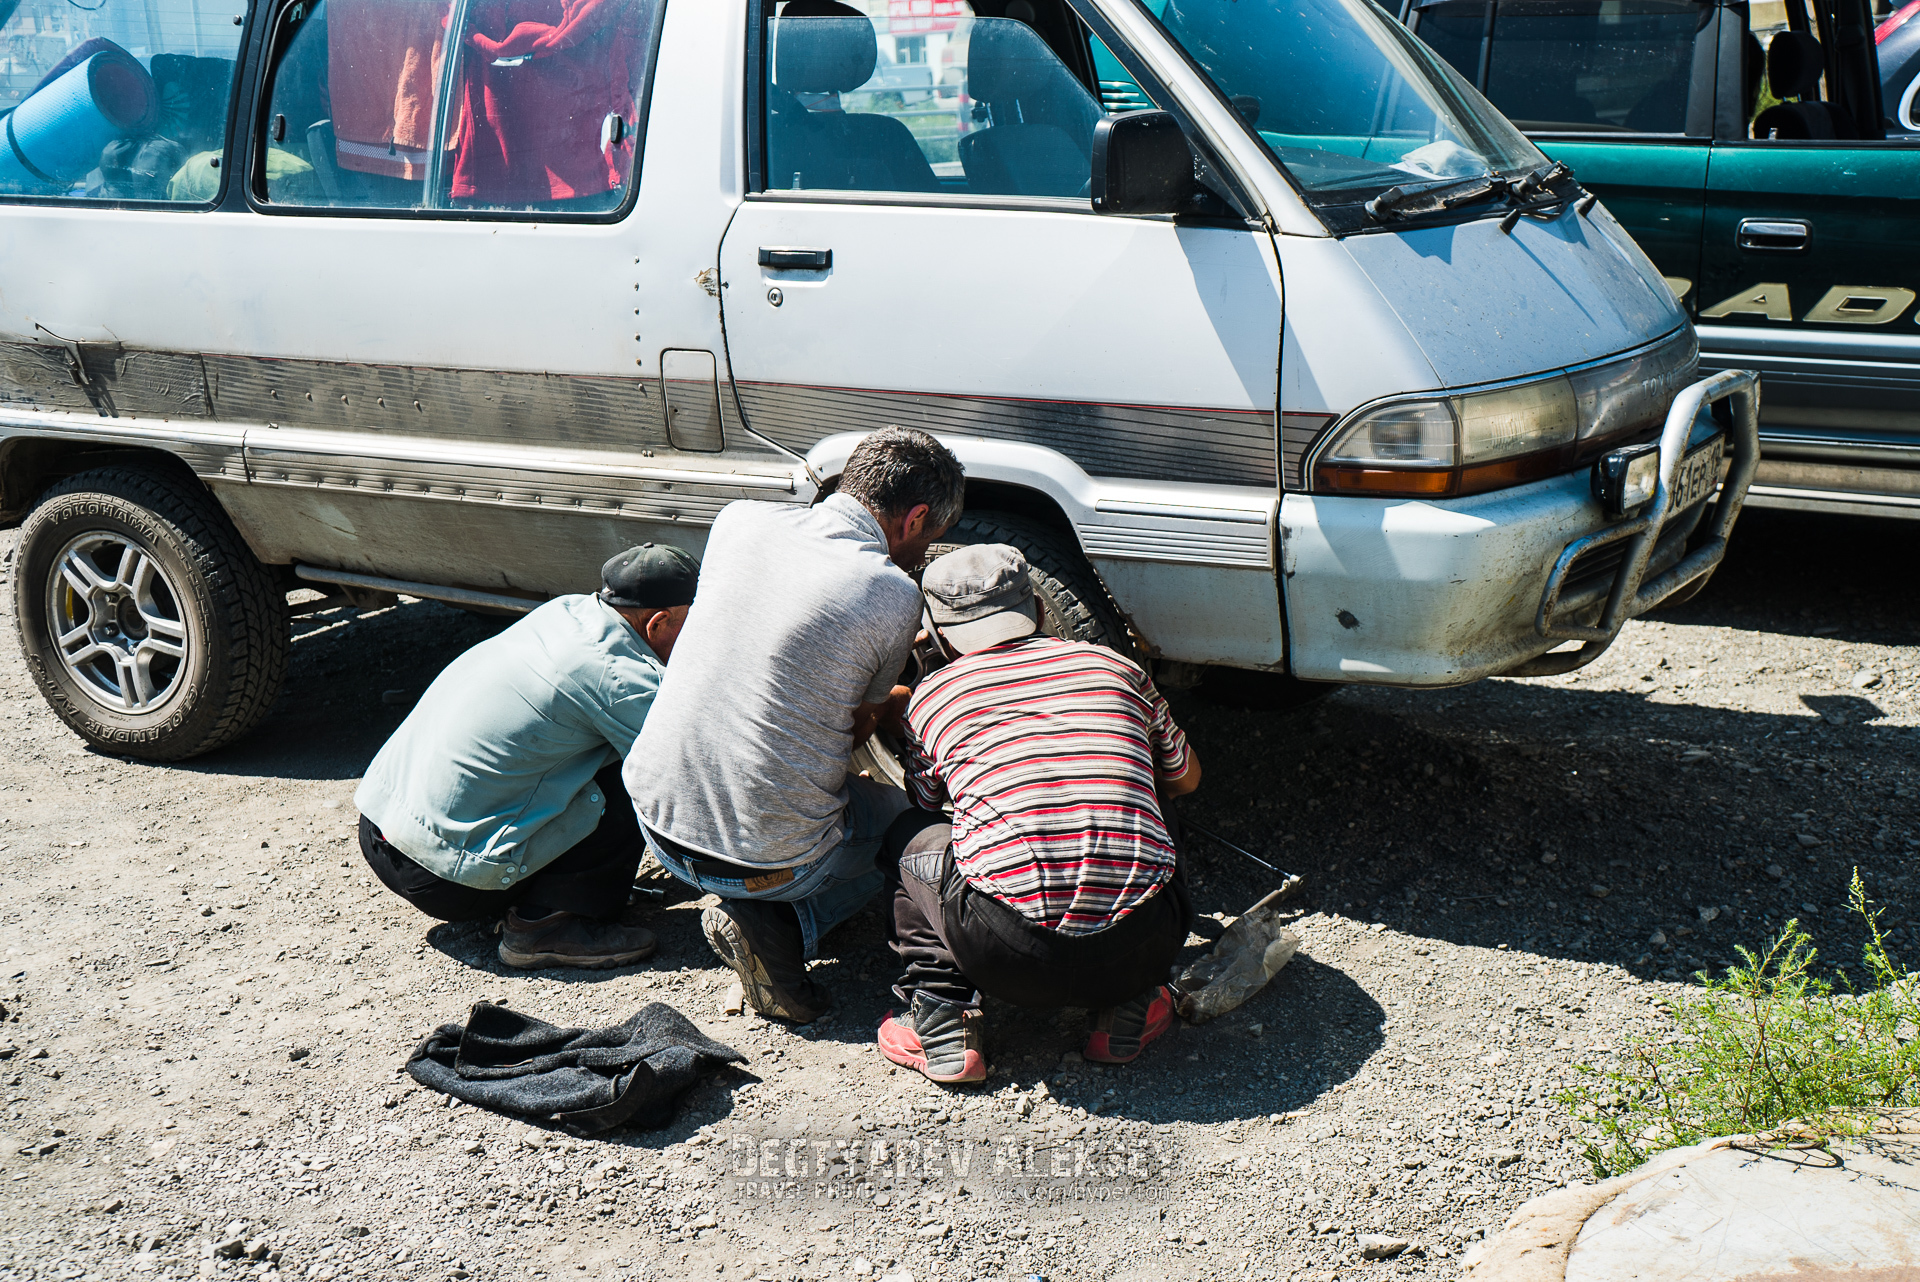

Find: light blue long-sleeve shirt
<box><xmin>355</xmin><ymin>594</ymin><xmax>663</xmax><ymax>890</ymax></box>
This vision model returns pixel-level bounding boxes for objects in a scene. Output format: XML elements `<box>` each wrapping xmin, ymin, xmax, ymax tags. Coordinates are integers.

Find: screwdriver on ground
<box><xmin>1180</xmin><ymin>816</ymin><xmax>1306</xmax><ymax>902</ymax></box>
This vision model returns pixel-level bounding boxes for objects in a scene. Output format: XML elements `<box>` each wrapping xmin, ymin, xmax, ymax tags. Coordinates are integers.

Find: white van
<box><xmin>0</xmin><ymin>0</ymin><xmax>1757</xmax><ymax>759</ymax></box>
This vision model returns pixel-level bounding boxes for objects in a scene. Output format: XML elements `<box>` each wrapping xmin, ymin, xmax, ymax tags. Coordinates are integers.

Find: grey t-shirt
<box><xmin>627</xmin><ymin>493</ymin><xmax>921</xmax><ymax>867</ymax></box>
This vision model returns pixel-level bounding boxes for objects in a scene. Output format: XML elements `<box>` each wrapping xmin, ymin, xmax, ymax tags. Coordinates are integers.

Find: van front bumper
<box><xmin>1278</xmin><ymin>370</ymin><xmax>1761</xmax><ymax>686</ymax></box>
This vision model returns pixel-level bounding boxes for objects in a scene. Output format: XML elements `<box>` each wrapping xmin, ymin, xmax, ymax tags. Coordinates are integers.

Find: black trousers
<box><xmin>359</xmin><ymin>764</ymin><xmax>643</xmax><ymax>923</ymax></box>
<box><xmin>880</xmin><ymin>807</ymin><xmax>1192</xmax><ymax>1012</ymax></box>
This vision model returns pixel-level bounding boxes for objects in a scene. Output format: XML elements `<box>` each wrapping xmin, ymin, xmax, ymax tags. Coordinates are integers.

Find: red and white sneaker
<box><xmin>1084</xmin><ymin>984</ymin><xmax>1179</xmax><ymax>1064</ymax></box>
<box><xmin>877</xmin><ymin>991</ymin><xmax>987</xmax><ymax>1085</ymax></box>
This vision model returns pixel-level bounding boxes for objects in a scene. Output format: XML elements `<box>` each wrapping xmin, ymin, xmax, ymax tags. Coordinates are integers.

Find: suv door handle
<box><xmin>758</xmin><ymin>247</ymin><xmax>832</xmax><ymax>269</ymax></box>
<box><xmin>1736</xmin><ymin>219</ymin><xmax>1810</xmax><ymax>251</ymax></box>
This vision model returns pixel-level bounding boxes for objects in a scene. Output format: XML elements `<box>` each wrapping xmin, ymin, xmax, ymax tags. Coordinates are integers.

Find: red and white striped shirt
<box><xmin>902</xmin><ymin>636</ymin><xmax>1192</xmax><ymax>935</ymax></box>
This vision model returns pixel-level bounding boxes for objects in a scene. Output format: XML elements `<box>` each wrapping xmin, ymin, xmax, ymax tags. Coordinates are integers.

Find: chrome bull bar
<box><xmin>1507</xmin><ymin>368</ymin><xmax>1761</xmax><ymax>679</ymax></box>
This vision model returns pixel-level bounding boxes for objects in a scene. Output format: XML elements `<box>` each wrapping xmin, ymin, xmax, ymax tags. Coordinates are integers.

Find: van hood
<box><xmin>1339</xmin><ymin>205</ymin><xmax>1686</xmax><ymax>388</ymax></box>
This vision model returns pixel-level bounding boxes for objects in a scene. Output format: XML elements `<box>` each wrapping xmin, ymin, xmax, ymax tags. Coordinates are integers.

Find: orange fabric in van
<box><xmin>328</xmin><ymin>0</ymin><xmax>448</xmax><ymax>179</ymax></box>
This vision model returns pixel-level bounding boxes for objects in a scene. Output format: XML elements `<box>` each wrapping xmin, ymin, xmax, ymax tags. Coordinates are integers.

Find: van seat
<box><xmin>957</xmin><ymin>19</ymin><xmax>1093</xmax><ymax>198</ymax></box>
<box><xmin>767</xmin><ymin>3</ymin><xmax>939</xmax><ymax>192</ymax></box>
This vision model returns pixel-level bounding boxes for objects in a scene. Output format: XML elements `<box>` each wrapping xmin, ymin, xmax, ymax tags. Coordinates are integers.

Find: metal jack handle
<box><xmin>1509</xmin><ymin>368</ymin><xmax>1761</xmax><ymax>679</ymax></box>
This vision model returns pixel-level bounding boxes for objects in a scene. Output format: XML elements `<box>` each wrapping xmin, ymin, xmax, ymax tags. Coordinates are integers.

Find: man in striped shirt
<box><xmin>876</xmin><ymin>544</ymin><xmax>1201</xmax><ymax>1084</ymax></box>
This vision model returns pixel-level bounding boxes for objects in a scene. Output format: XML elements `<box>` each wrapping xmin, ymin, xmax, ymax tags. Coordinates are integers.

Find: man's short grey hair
<box><xmin>837</xmin><ymin>427</ymin><xmax>966</xmax><ymax>532</ymax></box>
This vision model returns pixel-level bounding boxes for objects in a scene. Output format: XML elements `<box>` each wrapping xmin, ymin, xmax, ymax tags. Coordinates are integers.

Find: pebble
<box><xmin>1698</xmin><ymin>906</ymin><xmax>1721</xmax><ymax>923</ymax></box>
<box><xmin>1796</xmin><ymin>834</ymin><xmax>1823</xmax><ymax>847</ymax></box>
<box><xmin>850</xmin><ymin>1260</ymin><xmax>873</xmax><ymax>1278</ymax></box>
<box><xmin>1765</xmin><ymin>864</ymin><xmax>1785</xmax><ymax>880</ymax></box>
<box><xmin>1648</xmin><ymin>930</ymin><xmax>1667</xmax><ymax>946</ymax></box>
<box><xmin>1490</xmin><ymin>1148</ymin><xmax>1523</xmax><ymax>1166</ymax></box>
<box><xmin>1359</xmin><ymin>1235</ymin><xmax>1409</xmax><ymax>1260</ymax></box>
<box><xmin>1589</xmin><ymin>884</ymin><xmax>1610</xmax><ymax>899</ymax></box>
<box><xmin>915</xmin><ymin>1222</ymin><xmax>950</xmax><ymax>1239</ymax></box>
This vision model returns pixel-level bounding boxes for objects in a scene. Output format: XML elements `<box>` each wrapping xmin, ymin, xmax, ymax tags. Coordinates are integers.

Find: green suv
<box><xmin>1404</xmin><ymin>0</ymin><xmax>1919</xmax><ymax>520</ymax></box>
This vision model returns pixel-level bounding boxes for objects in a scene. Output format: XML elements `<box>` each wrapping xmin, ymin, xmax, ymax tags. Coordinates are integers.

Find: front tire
<box><xmin>12</xmin><ymin>465</ymin><xmax>290</xmax><ymax>760</ymax></box>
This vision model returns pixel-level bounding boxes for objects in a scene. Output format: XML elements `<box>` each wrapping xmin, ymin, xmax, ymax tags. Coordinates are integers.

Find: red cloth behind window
<box><xmin>449</xmin><ymin>0</ymin><xmax>637</xmax><ymax>202</ymax></box>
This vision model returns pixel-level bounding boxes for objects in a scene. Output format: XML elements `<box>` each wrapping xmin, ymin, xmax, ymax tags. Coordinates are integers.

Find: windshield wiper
<box><xmin>1363</xmin><ymin>172</ymin><xmax>1508</xmax><ymax>222</ymax></box>
<box><xmin>1364</xmin><ymin>160</ymin><xmax>1593</xmax><ymax>229</ymax></box>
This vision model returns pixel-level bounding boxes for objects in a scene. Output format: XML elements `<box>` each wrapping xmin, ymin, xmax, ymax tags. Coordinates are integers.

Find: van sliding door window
<box><xmin>0</xmin><ymin>0</ymin><xmax>242</xmax><ymax>203</ymax></box>
<box><xmin>1412</xmin><ymin>0</ymin><xmax>1709</xmax><ymax>134</ymax></box>
<box><xmin>257</xmin><ymin>0</ymin><xmax>663</xmax><ymax>215</ymax></box>
<box><xmin>762</xmin><ymin>1</ymin><xmax>1103</xmax><ymax>198</ymax></box>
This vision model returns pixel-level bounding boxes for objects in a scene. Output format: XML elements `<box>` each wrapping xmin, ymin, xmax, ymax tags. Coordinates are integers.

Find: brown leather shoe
<box><xmin>497</xmin><ymin>908</ymin><xmax>657</xmax><ymax>969</ymax></box>
<box><xmin>700</xmin><ymin>900</ymin><xmax>828</xmax><ymax>1023</ymax></box>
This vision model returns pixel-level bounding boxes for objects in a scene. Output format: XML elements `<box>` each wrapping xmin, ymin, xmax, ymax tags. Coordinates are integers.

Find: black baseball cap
<box><xmin>599</xmin><ymin>543</ymin><xmax>700</xmax><ymax>609</ymax></box>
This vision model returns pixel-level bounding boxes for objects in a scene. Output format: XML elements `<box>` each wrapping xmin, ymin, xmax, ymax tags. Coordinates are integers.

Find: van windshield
<box><xmin>1142</xmin><ymin>0</ymin><xmax>1547</xmax><ymax>224</ymax></box>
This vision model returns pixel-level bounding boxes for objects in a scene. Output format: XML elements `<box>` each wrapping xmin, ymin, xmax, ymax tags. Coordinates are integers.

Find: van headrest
<box><xmin>965</xmin><ymin>18</ymin><xmax>1058</xmax><ymax>104</ymax></box>
<box><xmin>1767</xmin><ymin>30</ymin><xmax>1824</xmax><ymax>99</ymax></box>
<box><xmin>774</xmin><ymin>5</ymin><xmax>878</xmax><ymax>94</ymax></box>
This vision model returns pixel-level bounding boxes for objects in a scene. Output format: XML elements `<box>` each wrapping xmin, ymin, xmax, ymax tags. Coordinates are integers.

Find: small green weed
<box><xmin>1559</xmin><ymin>870</ymin><xmax>1920</xmax><ymax>1178</ymax></box>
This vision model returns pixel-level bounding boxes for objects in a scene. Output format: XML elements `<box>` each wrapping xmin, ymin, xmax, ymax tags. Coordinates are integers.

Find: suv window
<box><xmin>256</xmin><ymin>0</ymin><xmax>662</xmax><ymax>214</ymax></box>
<box><xmin>761</xmin><ymin>3</ymin><xmax>1102</xmax><ymax>198</ymax></box>
<box><xmin>1411</xmin><ymin>0</ymin><xmax>1709</xmax><ymax>133</ymax></box>
<box><xmin>0</xmin><ymin>0</ymin><xmax>242</xmax><ymax>202</ymax></box>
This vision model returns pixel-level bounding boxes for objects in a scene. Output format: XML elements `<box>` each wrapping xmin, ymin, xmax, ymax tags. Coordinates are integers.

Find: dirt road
<box><xmin>1</xmin><ymin>507</ymin><xmax>1916</xmax><ymax>1282</ymax></box>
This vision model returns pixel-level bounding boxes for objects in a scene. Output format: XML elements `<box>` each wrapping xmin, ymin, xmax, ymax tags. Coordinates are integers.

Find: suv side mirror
<box><xmin>1090</xmin><ymin>110</ymin><xmax>1195</xmax><ymax>215</ymax></box>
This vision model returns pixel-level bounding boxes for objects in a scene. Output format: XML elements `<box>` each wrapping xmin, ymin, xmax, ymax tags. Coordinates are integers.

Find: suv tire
<box><xmin>12</xmin><ymin>465</ymin><xmax>289</xmax><ymax>760</ymax></box>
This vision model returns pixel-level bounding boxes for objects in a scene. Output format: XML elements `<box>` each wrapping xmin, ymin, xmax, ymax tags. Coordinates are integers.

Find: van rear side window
<box><xmin>256</xmin><ymin>0</ymin><xmax>662</xmax><ymax>215</ymax></box>
<box><xmin>0</xmin><ymin>0</ymin><xmax>241</xmax><ymax>203</ymax></box>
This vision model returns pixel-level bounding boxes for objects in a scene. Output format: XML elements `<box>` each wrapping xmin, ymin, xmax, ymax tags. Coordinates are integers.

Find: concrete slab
<box><xmin>1466</xmin><ymin>1113</ymin><xmax>1920</xmax><ymax>1282</ymax></box>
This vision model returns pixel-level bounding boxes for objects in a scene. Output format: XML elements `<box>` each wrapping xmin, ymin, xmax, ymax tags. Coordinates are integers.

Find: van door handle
<box><xmin>1736</xmin><ymin>219</ymin><xmax>1810</xmax><ymax>251</ymax></box>
<box><xmin>758</xmin><ymin>247</ymin><xmax>832</xmax><ymax>269</ymax></box>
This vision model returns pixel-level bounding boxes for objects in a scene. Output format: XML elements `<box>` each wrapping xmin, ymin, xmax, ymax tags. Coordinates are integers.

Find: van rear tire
<box><xmin>11</xmin><ymin>465</ymin><xmax>289</xmax><ymax>761</ymax></box>
<box><xmin>926</xmin><ymin>511</ymin><xmax>1135</xmax><ymax>659</ymax></box>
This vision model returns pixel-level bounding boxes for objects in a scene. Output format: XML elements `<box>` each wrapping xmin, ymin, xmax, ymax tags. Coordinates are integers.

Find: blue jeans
<box><xmin>641</xmin><ymin>775</ymin><xmax>910</xmax><ymax>959</ymax></box>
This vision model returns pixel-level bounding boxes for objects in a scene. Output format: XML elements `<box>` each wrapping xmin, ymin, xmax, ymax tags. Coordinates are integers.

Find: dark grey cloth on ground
<box><xmin>406</xmin><ymin>1002</ymin><xmax>744</xmax><ymax>1136</ymax></box>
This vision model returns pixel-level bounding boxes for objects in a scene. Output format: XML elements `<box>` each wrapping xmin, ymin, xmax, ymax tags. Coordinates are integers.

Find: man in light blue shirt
<box><xmin>355</xmin><ymin>544</ymin><xmax>698</xmax><ymax>969</ymax></box>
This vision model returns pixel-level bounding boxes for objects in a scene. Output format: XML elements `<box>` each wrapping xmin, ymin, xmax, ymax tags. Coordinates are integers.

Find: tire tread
<box><xmin>14</xmin><ymin>465</ymin><xmax>288</xmax><ymax>760</ymax></box>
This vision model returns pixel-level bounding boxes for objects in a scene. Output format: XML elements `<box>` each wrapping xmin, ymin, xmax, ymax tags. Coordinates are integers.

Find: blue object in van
<box><xmin>0</xmin><ymin>49</ymin><xmax>159</xmax><ymax>192</ymax></box>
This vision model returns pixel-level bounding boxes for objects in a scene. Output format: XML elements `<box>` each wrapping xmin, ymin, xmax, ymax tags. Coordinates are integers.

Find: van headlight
<box><xmin>1311</xmin><ymin>331</ymin><xmax>1697</xmax><ymax>499</ymax></box>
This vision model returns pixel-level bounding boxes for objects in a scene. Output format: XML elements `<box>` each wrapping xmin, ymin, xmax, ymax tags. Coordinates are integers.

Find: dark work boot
<box><xmin>700</xmin><ymin>899</ymin><xmax>828</xmax><ymax>1024</ymax></box>
<box><xmin>878</xmin><ymin>991</ymin><xmax>986</xmax><ymax>1085</ymax></box>
<box><xmin>1085</xmin><ymin>983</ymin><xmax>1178</xmax><ymax>1064</ymax></box>
<box><xmin>497</xmin><ymin>908</ymin><xmax>657</xmax><ymax>969</ymax></box>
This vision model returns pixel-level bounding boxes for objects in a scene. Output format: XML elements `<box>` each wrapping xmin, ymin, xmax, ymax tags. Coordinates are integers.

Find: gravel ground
<box><xmin>1</xmin><ymin>506</ymin><xmax>1915</xmax><ymax>1282</ymax></box>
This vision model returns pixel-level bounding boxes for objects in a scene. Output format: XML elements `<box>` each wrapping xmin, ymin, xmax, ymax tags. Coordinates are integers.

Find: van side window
<box><xmin>1412</xmin><ymin>0</ymin><xmax>1708</xmax><ymax>134</ymax></box>
<box><xmin>257</xmin><ymin>0</ymin><xmax>660</xmax><ymax>214</ymax></box>
<box><xmin>762</xmin><ymin>1</ymin><xmax>1103</xmax><ymax>198</ymax></box>
<box><xmin>0</xmin><ymin>0</ymin><xmax>242</xmax><ymax>203</ymax></box>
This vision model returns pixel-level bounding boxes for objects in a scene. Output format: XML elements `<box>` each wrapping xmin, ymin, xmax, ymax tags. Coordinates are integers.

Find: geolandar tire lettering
<box><xmin>12</xmin><ymin>465</ymin><xmax>290</xmax><ymax>761</ymax></box>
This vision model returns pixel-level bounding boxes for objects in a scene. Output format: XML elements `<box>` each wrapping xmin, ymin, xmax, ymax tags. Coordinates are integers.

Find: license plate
<box><xmin>1669</xmin><ymin>435</ymin><xmax>1724</xmax><ymax>512</ymax></box>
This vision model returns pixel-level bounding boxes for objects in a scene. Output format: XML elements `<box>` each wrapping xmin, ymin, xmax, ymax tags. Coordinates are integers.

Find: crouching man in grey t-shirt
<box><xmin>626</xmin><ymin>428</ymin><xmax>965</xmax><ymax>1023</ymax></box>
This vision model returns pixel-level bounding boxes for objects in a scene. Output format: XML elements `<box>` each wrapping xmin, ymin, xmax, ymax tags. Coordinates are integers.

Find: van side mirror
<box><xmin>1090</xmin><ymin>111</ymin><xmax>1195</xmax><ymax>216</ymax></box>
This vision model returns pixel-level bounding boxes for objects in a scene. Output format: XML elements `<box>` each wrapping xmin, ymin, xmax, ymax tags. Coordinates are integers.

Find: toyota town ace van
<box><xmin>0</xmin><ymin>0</ymin><xmax>1757</xmax><ymax>758</ymax></box>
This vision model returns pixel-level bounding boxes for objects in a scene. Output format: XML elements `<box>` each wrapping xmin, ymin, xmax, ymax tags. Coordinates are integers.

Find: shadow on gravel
<box><xmin>1655</xmin><ymin>507</ymin><xmax>1920</xmax><ymax>643</ymax></box>
<box><xmin>1171</xmin><ymin>669</ymin><xmax>1917</xmax><ymax>992</ymax></box>
<box><xmin>156</xmin><ymin>597</ymin><xmax>514</xmax><ymax>785</ymax></box>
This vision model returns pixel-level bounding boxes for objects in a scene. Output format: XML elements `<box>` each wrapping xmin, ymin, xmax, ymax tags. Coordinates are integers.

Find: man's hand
<box><xmin>1162</xmin><ymin>750</ymin><xmax>1202</xmax><ymax>797</ymax></box>
<box><xmin>852</xmin><ymin>686</ymin><xmax>913</xmax><ymax>747</ymax></box>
